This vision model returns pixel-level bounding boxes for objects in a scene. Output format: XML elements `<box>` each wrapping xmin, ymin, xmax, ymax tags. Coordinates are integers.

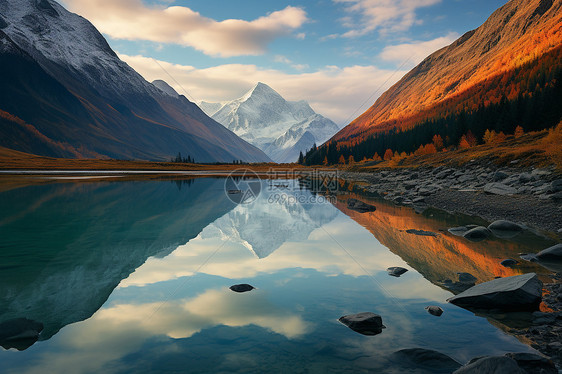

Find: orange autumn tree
<box><xmin>459</xmin><ymin>135</ymin><xmax>471</xmax><ymax>149</ymax></box>
<box><xmin>432</xmin><ymin>134</ymin><xmax>444</xmax><ymax>151</ymax></box>
<box><xmin>338</xmin><ymin>154</ymin><xmax>346</xmax><ymax>164</ymax></box>
<box><xmin>383</xmin><ymin>149</ymin><xmax>394</xmax><ymax>161</ymax></box>
<box><xmin>514</xmin><ymin>125</ymin><xmax>524</xmax><ymax>138</ymax></box>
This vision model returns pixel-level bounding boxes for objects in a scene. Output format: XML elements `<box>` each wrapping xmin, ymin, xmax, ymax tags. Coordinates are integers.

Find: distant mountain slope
<box><xmin>202</xmin><ymin>83</ymin><xmax>339</xmax><ymax>163</ymax></box>
<box><xmin>0</xmin><ymin>0</ymin><xmax>270</xmax><ymax>162</ymax></box>
<box><xmin>333</xmin><ymin>0</ymin><xmax>562</xmax><ymax>143</ymax></box>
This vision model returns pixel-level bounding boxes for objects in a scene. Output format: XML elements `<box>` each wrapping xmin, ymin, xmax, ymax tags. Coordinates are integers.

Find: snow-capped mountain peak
<box><xmin>202</xmin><ymin>82</ymin><xmax>339</xmax><ymax>163</ymax></box>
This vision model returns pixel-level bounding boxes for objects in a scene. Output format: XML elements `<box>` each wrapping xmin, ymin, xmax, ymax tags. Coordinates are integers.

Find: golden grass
<box><xmin>342</xmin><ymin>129</ymin><xmax>562</xmax><ymax>172</ymax></box>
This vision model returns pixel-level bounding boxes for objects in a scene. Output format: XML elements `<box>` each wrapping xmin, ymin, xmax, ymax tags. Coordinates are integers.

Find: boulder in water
<box><xmin>453</xmin><ymin>356</ymin><xmax>526</xmax><ymax>374</ymax></box>
<box><xmin>488</xmin><ymin>220</ymin><xmax>524</xmax><ymax>238</ymax></box>
<box><xmin>463</xmin><ymin>226</ymin><xmax>491</xmax><ymax>242</ymax></box>
<box><xmin>447</xmin><ymin>273</ymin><xmax>542</xmax><ymax>312</ymax></box>
<box><xmin>536</xmin><ymin>244</ymin><xmax>562</xmax><ymax>262</ymax></box>
<box><xmin>425</xmin><ymin>306</ymin><xmax>444</xmax><ymax>316</ymax></box>
<box><xmin>339</xmin><ymin>312</ymin><xmax>385</xmax><ymax>336</ymax></box>
<box><xmin>389</xmin><ymin>348</ymin><xmax>461</xmax><ymax>373</ymax></box>
<box><xmin>500</xmin><ymin>259</ymin><xmax>518</xmax><ymax>267</ymax></box>
<box><xmin>229</xmin><ymin>284</ymin><xmax>255</xmax><ymax>293</ymax></box>
<box><xmin>387</xmin><ymin>267</ymin><xmax>408</xmax><ymax>277</ymax></box>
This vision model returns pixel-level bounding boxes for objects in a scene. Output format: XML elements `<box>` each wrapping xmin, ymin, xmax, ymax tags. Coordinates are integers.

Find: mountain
<box><xmin>201</xmin><ymin>83</ymin><xmax>339</xmax><ymax>163</ymax></box>
<box><xmin>0</xmin><ymin>0</ymin><xmax>270</xmax><ymax>162</ymax></box>
<box><xmin>309</xmin><ymin>0</ymin><xmax>562</xmax><ymax>164</ymax></box>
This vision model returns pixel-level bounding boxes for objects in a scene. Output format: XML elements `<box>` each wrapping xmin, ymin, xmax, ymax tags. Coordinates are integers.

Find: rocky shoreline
<box><xmin>341</xmin><ymin>163</ymin><xmax>562</xmax><ymax>234</ymax></box>
<box><xmin>339</xmin><ymin>163</ymin><xmax>562</xmax><ymax>371</ymax></box>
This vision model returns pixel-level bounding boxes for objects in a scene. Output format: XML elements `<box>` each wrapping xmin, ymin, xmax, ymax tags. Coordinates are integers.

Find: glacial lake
<box><xmin>0</xmin><ymin>176</ymin><xmax>557</xmax><ymax>373</ymax></box>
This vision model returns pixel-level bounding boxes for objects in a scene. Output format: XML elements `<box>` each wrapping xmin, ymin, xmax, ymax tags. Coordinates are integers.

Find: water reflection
<box><xmin>0</xmin><ymin>178</ymin><xmax>552</xmax><ymax>373</ymax></box>
<box><xmin>0</xmin><ymin>178</ymin><xmax>236</xmax><ymax>340</ymax></box>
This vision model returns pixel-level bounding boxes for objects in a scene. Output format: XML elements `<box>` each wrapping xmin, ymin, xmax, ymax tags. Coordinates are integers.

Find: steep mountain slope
<box><xmin>333</xmin><ymin>0</ymin><xmax>562</xmax><ymax>143</ymax></box>
<box><xmin>203</xmin><ymin>83</ymin><xmax>339</xmax><ymax>163</ymax></box>
<box><xmin>0</xmin><ymin>0</ymin><xmax>270</xmax><ymax>162</ymax></box>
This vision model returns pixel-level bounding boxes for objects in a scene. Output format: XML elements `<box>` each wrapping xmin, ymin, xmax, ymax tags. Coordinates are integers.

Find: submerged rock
<box><xmin>339</xmin><ymin>312</ymin><xmax>385</xmax><ymax>336</ymax></box>
<box><xmin>389</xmin><ymin>348</ymin><xmax>461</xmax><ymax>373</ymax></box>
<box><xmin>406</xmin><ymin>229</ymin><xmax>438</xmax><ymax>237</ymax></box>
<box><xmin>536</xmin><ymin>244</ymin><xmax>562</xmax><ymax>262</ymax></box>
<box><xmin>453</xmin><ymin>356</ymin><xmax>526</xmax><ymax>374</ymax></box>
<box><xmin>463</xmin><ymin>226</ymin><xmax>491</xmax><ymax>242</ymax></box>
<box><xmin>387</xmin><ymin>267</ymin><xmax>408</xmax><ymax>277</ymax></box>
<box><xmin>448</xmin><ymin>225</ymin><xmax>478</xmax><ymax>236</ymax></box>
<box><xmin>347</xmin><ymin>198</ymin><xmax>376</xmax><ymax>213</ymax></box>
<box><xmin>229</xmin><ymin>284</ymin><xmax>255</xmax><ymax>293</ymax></box>
<box><xmin>505</xmin><ymin>353</ymin><xmax>557</xmax><ymax>374</ymax></box>
<box><xmin>425</xmin><ymin>306</ymin><xmax>444</xmax><ymax>316</ymax></box>
<box><xmin>457</xmin><ymin>272</ymin><xmax>477</xmax><ymax>284</ymax></box>
<box><xmin>488</xmin><ymin>220</ymin><xmax>524</xmax><ymax>238</ymax></box>
<box><xmin>447</xmin><ymin>273</ymin><xmax>542</xmax><ymax>312</ymax></box>
<box><xmin>500</xmin><ymin>259</ymin><xmax>518</xmax><ymax>268</ymax></box>
<box><xmin>0</xmin><ymin>318</ymin><xmax>44</xmax><ymax>351</ymax></box>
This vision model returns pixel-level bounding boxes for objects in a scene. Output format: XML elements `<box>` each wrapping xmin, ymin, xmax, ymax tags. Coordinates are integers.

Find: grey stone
<box><xmin>493</xmin><ymin>171</ymin><xmax>509</xmax><ymax>181</ymax></box>
<box><xmin>229</xmin><ymin>284</ymin><xmax>255</xmax><ymax>293</ymax></box>
<box><xmin>448</xmin><ymin>226</ymin><xmax>471</xmax><ymax>236</ymax></box>
<box><xmin>463</xmin><ymin>226</ymin><xmax>491</xmax><ymax>242</ymax></box>
<box><xmin>387</xmin><ymin>267</ymin><xmax>408</xmax><ymax>277</ymax></box>
<box><xmin>339</xmin><ymin>312</ymin><xmax>385</xmax><ymax>335</ymax></box>
<box><xmin>550</xmin><ymin>191</ymin><xmax>562</xmax><ymax>202</ymax></box>
<box><xmin>447</xmin><ymin>273</ymin><xmax>542</xmax><ymax>312</ymax></box>
<box><xmin>506</xmin><ymin>353</ymin><xmax>557</xmax><ymax>374</ymax></box>
<box><xmin>551</xmin><ymin>179</ymin><xmax>562</xmax><ymax>193</ymax></box>
<box><xmin>484</xmin><ymin>183</ymin><xmax>517</xmax><ymax>196</ymax></box>
<box><xmin>519</xmin><ymin>173</ymin><xmax>535</xmax><ymax>183</ymax></box>
<box><xmin>453</xmin><ymin>356</ymin><xmax>526</xmax><ymax>374</ymax></box>
<box><xmin>536</xmin><ymin>244</ymin><xmax>562</xmax><ymax>262</ymax></box>
<box><xmin>488</xmin><ymin>220</ymin><xmax>524</xmax><ymax>239</ymax></box>
<box><xmin>390</xmin><ymin>348</ymin><xmax>461</xmax><ymax>373</ymax></box>
<box><xmin>425</xmin><ymin>306</ymin><xmax>444</xmax><ymax>316</ymax></box>
<box><xmin>488</xmin><ymin>220</ymin><xmax>523</xmax><ymax>232</ymax></box>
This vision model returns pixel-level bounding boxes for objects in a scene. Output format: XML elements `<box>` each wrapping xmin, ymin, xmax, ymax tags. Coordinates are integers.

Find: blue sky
<box><xmin>61</xmin><ymin>0</ymin><xmax>507</xmax><ymax>125</ymax></box>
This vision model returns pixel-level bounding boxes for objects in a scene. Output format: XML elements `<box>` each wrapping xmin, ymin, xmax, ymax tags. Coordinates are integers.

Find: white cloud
<box><xmin>119</xmin><ymin>54</ymin><xmax>408</xmax><ymax>125</ymax></box>
<box><xmin>380</xmin><ymin>32</ymin><xmax>459</xmax><ymax>67</ymax></box>
<box><xmin>61</xmin><ymin>0</ymin><xmax>307</xmax><ymax>57</ymax></box>
<box><xmin>334</xmin><ymin>0</ymin><xmax>442</xmax><ymax>37</ymax></box>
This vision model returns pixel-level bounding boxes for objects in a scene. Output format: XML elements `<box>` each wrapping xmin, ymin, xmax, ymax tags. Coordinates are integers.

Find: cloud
<box><xmin>333</xmin><ymin>0</ymin><xmax>442</xmax><ymax>37</ymax></box>
<box><xmin>61</xmin><ymin>0</ymin><xmax>307</xmax><ymax>57</ymax></box>
<box><xmin>118</xmin><ymin>53</ymin><xmax>408</xmax><ymax>125</ymax></box>
<box><xmin>380</xmin><ymin>32</ymin><xmax>459</xmax><ymax>67</ymax></box>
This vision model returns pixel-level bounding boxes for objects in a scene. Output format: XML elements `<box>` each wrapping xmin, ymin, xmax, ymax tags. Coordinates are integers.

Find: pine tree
<box><xmin>298</xmin><ymin>151</ymin><xmax>304</xmax><ymax>164</ymax></box>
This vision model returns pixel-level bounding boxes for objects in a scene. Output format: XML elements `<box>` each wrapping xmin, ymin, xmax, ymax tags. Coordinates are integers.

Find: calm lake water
<box><xmin>0</xmin><ymin>176</ymin><xmax>556</xmax><ymax>373</ymax></box>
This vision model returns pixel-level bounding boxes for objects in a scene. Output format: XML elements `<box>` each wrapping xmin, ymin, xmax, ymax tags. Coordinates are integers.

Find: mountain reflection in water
<box><xmin>0</xmin><ymin>177</ymin><xmax>554</xmax><ymax>374</ymax></box>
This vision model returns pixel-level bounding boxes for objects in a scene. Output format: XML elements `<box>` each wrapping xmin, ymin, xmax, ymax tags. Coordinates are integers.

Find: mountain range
<box><xmin>307</xmin><ymin>0</ymin><xmax>562</xmax><ymax>164</ymax></box>
<box><xmin>200</xmin><ymin>83</ymin><xmax>339</xmax><ymax>163</ymax></box>
<box><xmin>0</xmin><ymin>0</ymin><xmax>270</xmax><ymax>162</ymax></box>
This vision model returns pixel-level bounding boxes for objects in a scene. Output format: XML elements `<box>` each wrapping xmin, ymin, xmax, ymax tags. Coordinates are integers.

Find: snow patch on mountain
<box><xmin>152</xmin><ymin>79</ymin><xmax>179</xmax><ymax>97</ymax></box>
<box><xmin>203</xmin><ymin>83</ymin><xmax>340</xmax><ymax>163</ymax></box>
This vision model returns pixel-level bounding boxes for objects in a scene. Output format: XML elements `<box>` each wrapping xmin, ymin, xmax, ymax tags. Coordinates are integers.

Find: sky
<box><xmin>60</xmin><ymin>0</ymin><xmax>508</xmax><ymax>126</ymax></box>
